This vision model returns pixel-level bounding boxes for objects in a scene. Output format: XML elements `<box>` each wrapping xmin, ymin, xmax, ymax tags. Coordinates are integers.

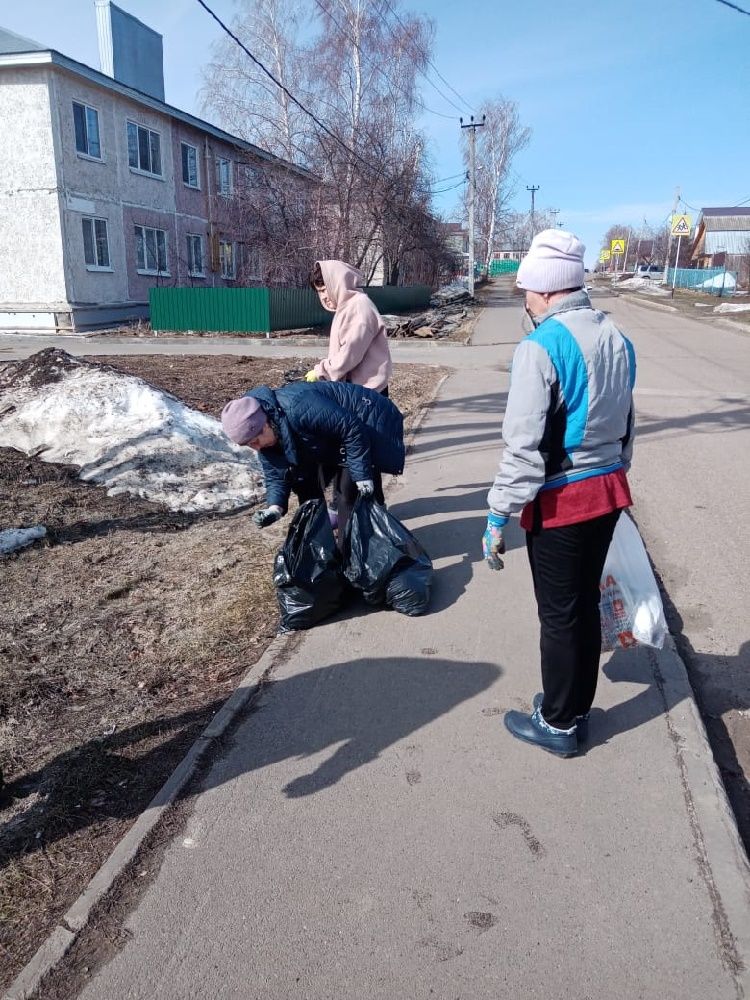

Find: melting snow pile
<box><xmin>0</xmin><ymin>526</ymin><xmax>46</xmax><ymax>555</ymax></box>
<box><xmin>615</xmin><ymin>277</ymin><xmax>670</xmax><ymax>296</ymax></box>
<box><xmin>0</xmin><ymin>349</ymin><xmax>263</xmax><ymax>513</ymax></box>
<box><xmin>713</xmin><ymin>302</ymin><xmax>750</xmax><ymax>313</ymax></box>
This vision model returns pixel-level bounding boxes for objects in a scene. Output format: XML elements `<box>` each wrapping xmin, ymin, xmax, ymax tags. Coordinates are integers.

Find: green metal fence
<box><xmin>150</xmin><ymin>287</ymin><xmax>270</xmax><ymax>333</ymax></box>
<box><xmin>489</xmin><ymin>259</ymin><xmax>520</xmax><ymax>276</ymax></box>
<box><xmin>150</xmin><ymin>284</ymin><xmax>433</xmax><ymax>334</ymax></box>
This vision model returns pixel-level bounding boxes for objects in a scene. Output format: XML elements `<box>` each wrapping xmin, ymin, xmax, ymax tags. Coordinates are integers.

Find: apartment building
<box><xmin>0</xmin><ymin>3</ymin><xmax>316</xmax><ymax>332</ymax></box>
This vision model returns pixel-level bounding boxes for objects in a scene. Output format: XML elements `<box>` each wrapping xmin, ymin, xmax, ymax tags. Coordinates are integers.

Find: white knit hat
<box><xmin>516</xmin><ymin>229</ymin><xmax>586</xmax><ymax>293</ymax></box>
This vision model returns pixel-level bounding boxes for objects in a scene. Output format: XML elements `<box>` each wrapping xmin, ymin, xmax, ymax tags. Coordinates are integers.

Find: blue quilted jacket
<box><xmin>247</xmin><ymin>382</ymin><xmax>405</xmax><ymax>511</ymax></box>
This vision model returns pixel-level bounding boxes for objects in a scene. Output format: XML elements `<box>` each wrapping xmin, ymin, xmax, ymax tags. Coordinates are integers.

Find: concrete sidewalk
<box><xmin>71</xmin><ymin>303</ymin><xmax>750</xmax><ymax>999</ymax></box>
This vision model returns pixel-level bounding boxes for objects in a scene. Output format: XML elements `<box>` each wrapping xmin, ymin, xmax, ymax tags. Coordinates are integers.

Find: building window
<box><xmin>127</xmin><ymin>121</ymin><xmax>162</xmax><ymax>176</ymax></box>
<box><xmin>134</xmin><ymin>225</ymin><xmax>168</xmax><ymax>275</ymax></box>
<box><xmin>245</xmin><ymin>246</ymin><xmax>261</xmax><ymax>280</ymax></box>
<box><xmin>186</xmin><ymin>234</ymin><xmax>204</xmax><ymax>277</ymax></box>
<box><xmin>73</xmin><ymin>101</ymin><xmax>101</xmax><ymax>159</ymax></box>
<box><xmin>215</xmin><ymin>157</ymin><xmax>232</xmax><ymax>197</ymax></box>
<box><xmin>82</xmin><ymin>217</ymin><xmax>110</xmax><ymax>269</ymax></box>
<box><xmin>181</xmin><ymin>142</ymin><xmax>200</xmax><ymax>188</ymax></box>
<box><xmin>219</xmin><ymin>240</ymin><xmax>236</xmax><ymax>279</ymax></box>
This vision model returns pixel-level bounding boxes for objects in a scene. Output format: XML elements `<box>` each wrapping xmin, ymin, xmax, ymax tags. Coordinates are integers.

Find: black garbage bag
<box><xmin>344</xmin><ymin>497</ymin><xmax>433</xmax><ymax>616</ymax></box>
<box><xmin>273</xmin><ymin>499</ymin><xmax>348</xmax><ymax>630</ymax></box>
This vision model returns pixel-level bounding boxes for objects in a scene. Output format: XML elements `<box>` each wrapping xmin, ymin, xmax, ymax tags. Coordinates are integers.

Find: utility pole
<box><xmin>527</xmin><ymin>184</ymin><xmax>540</xmax><ymax>240</ymax></box>
<box><xmin>460</xmin><ymin>114</ymin><xmax>485</xmax><ymax>297</ymax></box>
<box><xmin>662</xmin><ymin>186</ymin><xmax>680</xmax><ymax>284</ymax></box>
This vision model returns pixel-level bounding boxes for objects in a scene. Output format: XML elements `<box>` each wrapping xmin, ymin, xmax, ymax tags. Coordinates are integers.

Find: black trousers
<box><xmin>526</xmin><ymin>510</ymin><xmax>621</xmax><ymax>729</ymax></box>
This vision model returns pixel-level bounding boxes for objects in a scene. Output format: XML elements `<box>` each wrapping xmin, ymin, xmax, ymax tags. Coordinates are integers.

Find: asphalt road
<box><xmin>57</xmin><ymin>287</ymin><xmax>750</xmax><ymax>1000</ymax></box>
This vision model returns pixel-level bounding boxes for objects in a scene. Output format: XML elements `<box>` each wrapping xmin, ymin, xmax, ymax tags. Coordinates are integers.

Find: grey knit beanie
<box><xmin>516</xmin><ymin>229</ymin><xmax>586</xmax><ymax>293</ymax></box>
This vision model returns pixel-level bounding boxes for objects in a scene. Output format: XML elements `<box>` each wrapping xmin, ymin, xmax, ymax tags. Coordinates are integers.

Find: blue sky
<box><xmin>5</xmin><ymin>0</ymin><xmax>749</xmax><ymax>265</ymax></box>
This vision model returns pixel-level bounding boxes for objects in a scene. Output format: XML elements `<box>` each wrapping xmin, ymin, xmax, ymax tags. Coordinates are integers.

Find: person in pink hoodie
<box><xmin>305</xmin><ymin>260</ymin><xmax>392</xmax><ymax>392</ymax></box>
<box><xmin>306</xmin><ymin>260</ymin><xmax>395</xmax><ymax>525</ymax></box>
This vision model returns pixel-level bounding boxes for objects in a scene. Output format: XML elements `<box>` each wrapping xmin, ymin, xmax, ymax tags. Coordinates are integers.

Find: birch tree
<box><xmin>201</xmin><ymin>0</ymin><xmax>453</xmax><ymax>285</ymax></box>
<box><xmin>465</xmin><ymin>97</ymin><xmax>530</xmax><ymax>268</ymax></box>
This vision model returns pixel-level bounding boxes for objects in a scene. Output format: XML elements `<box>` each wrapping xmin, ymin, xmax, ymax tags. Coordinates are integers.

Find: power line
<box><xmin>194</xmin><ymin>0</ymin><xmax>387</xmax><ymax>182</ymax></box>
<box><xmin>736</xmin><ymin>195</ymin><xmax>750</xmax><ymax>205</ymax></box>
<box><xmin>311</xmin><ymin>0</ymin><xmax>458</xmax><ymax>121</ymax></box>
<box><xmin>714</xmin><ymin>0</ymin><xmax>750</xmax><ymax>15</ymax></box>
<box><xmin>380</xmin><ymin>0</ymin><xmax>474</xmax><ymax>115</ymax></box>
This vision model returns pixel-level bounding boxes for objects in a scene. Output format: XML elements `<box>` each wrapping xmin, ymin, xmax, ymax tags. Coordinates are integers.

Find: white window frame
<box><xmin>82</xmin><ymin>216</ymin><xmax>112</xmax><ymax>271</ymax></box>
<box><xmin>134</xmin><ymin>224</ymin><xmax>169</xmax><ymax>276</ymax></box>
<box><xmin>181</xmin><ymin>142</ymin><xmax>200</xmax><ymax>189</ymax></box>
<box><xmin>215</xmin><ymin>157</ymin><xmax>232</xmax><ymax>197</ymax></box>
<box><xmin>219</xmin><ymin>239</ymin><xmax>236</xmax><ymax>280</ymax></box>
<box><xmin>127</xmin><ymin>120</ymin><xmax>163</xmax><ymax>177</ymax></box>
<box><xmin>186</xmin><ymin>233</ymin><xmax>205</xmax><ymax>278</ymax></box>
<box><xmin>73</xmin><ymin>101</ymin><xmax>102</xmax><ymax>160</ymax></box>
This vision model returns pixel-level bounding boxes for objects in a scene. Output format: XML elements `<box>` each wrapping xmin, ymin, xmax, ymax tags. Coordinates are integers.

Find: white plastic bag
<box><xmin>599</xmin><ymin>513</ymin><xmax>668</xmax><ymax>651</ymax></box>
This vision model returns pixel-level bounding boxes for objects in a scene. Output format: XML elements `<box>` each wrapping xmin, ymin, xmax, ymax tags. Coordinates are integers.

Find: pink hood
<box><xmin>313</xmin><ymin>260</ymin><xmax>392</xmax><ymax>391</ymax></box>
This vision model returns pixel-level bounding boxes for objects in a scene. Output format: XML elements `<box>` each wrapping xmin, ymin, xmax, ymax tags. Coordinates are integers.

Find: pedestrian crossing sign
<box><xmin>610</xmin><ymin>239</ymin><xmax>626</xmax><ymax>255</ymax></box>
<box><xmin>671</xmin><ymin>214</ymin><xmax>692</xmax><ymax>237</ymax></box>
<box><xmin>599</xmin><ymin>249</ymin><xmax>611</xmax><ymax>261</ymax></box>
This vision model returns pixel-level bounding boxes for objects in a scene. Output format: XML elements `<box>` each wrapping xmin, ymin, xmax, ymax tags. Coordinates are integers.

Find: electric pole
<box><xmin>527</xmin><ymin>185</ymin><xmax>540</xmax><ymax>240</ymax></box>
<box><xmin>662</xmin><ymin>186</ymin><xmax>680</xmax><ymax>284</ymax></box>
<box><xmin>461</xmin><ymin>115</ymin><xmax>485</xmax><ymax>297</ymax></box>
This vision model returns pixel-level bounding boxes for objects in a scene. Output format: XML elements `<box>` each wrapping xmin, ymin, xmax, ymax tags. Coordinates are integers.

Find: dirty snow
<box><xmin>714</xmin><ymin>302</ymin><xmax>750</xmax><ymax>314</ymax></box>
<box><xmin>0</xmin><ymin>525</ymin><xmax>47</xmax><ymax>555</ymax></box>
<box><xmin>0</xmin><ymin>351</ymin><xmax>263</xmax><ymax>513</ymax></box>
<box><xmin>615</xmin><ymin>277</ymin><xmax>671</xmax><ymax>296</ymax></box>
<box><xmin>698</xmin><ymin>272</ymin><xmax>737</xmax><ymax>291</ymax></box>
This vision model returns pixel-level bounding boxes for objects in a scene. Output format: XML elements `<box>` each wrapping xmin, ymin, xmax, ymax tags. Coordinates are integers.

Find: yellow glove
<box><xmin>304</xmin><ymin>370</ymin><xmax>319</xmax><ymax>382</ymax></box>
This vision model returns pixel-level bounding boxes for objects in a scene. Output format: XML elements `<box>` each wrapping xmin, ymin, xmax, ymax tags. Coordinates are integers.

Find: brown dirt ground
<box><xmin>0</xmin><ymin>354</ymin><xmax>447</xmax><ymax>989</ymax></box>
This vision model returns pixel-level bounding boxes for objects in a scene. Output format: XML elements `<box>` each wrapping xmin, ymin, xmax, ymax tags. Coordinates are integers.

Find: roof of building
<box><xmin>0</xmin><ymin>27</ymin><xmax>47</xmax><ymax>53</ymax></box>
<box><xmin>700</xmin><ymin>207</ymin><xmax>750</xmax><ymax>217</ymax></box>
<box><xmin>0</xmin><ymin>32</ymin><xmax>317</xmax><ymax>182</ymax></box>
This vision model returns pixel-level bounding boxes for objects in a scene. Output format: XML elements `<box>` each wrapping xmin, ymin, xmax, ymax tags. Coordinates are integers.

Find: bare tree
<box><xmin>464</xmin><ymin>97</ymin><xmax>530</xmax><ymax>268</ymax></box>
<box><xmin>201</xmin><ymin>0</ymin><xmax>455</xmax><ymax>286</ymax></box>
<box><xmin>202</xmin><ymin>0</ymin><xmax>308</xmax><ymax>162</ymax></box>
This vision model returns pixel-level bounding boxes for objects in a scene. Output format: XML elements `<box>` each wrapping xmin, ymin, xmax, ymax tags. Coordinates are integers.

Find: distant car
<box><xmin>634</xmin><ymin>264</ymin><xmax>663</xmax><ymax>281</ymax></box>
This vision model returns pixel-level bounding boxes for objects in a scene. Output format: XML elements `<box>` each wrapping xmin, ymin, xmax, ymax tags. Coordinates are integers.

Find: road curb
<box><xmin>619</xmin><ymin>293</ymin><xmax>678</xmax><ymax>314</ymax></box>
<box><xmin>3</xmin><ymin>632</ymin><xmax>293</xmax><ymax>1000</ymax></box>
<box><xmin>651</xmin><ymin>638</ymin><xmax>750</xmax><ymax>990</ymax></box>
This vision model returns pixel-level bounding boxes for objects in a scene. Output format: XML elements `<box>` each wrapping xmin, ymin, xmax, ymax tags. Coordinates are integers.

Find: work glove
<box><xmin>356</xmin><ymin>479</ymin><xmax>375</xmax><ymax>497</ymax></box>
<box><xmin>304</xmin><ymin>370</ymin><xmax>319</xmax><ymax>382</ymax></box>
<box><xmin>482</xmin><ymin>512</ymin><xmax>508</xmax><ymax>570</ymax></box>
<box><xmin>252</xmin><ymin>504</ymin><xmax>284</xmax><ymax>528</ymax></box>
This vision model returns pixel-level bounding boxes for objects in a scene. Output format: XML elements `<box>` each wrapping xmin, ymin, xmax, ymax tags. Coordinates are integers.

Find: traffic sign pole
<box><xmin>671</xmin><ymin>235</ymin><xmax>682</xmax><ymax>296</ymax></box>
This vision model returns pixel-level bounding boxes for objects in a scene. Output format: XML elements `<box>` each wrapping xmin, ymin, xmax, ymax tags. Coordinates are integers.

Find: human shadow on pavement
<box><xmin>205</xmin><ymin>656</ymin><xmax>502</xmax><ymax>799</ymax></box>
<box><xmin>389</xmin><ymin>487</ymin><xmax>525</xmax><ymax>614</ymax></box>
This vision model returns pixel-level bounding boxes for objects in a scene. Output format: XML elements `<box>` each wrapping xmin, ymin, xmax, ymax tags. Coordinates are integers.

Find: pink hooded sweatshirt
<box><xmin>313</xmin><ymin>260</ymin><xmax>392</xmax><ymax>391</ymax></box>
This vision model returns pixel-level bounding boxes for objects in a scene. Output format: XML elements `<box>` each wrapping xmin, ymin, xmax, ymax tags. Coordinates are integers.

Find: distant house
<box><xmin>0</xmin><ymin>3</ymin><xmax>317</xmax><ymax>333</ymax></box>
<box><xmin>691</xmin><ymin>207</ymin><xmax>750</xmax><ymax>289</ymax></box>
<box><xmin>442</xmin><ymin>222</ymin><xmax>469</xmax><ymax>256</ymax></box>
<box><xmin>490</xmin><ymin>248</ymin><xmax>525</xmax><ymax>263</ymax></box>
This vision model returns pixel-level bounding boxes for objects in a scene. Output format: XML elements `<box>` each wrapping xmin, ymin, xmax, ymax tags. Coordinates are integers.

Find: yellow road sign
<box><xmin>671</xmin><ymin>214</ymin><xmax>692</xmax><ymax>237</ymax></box>
<box><xmin>600</xmin><ymin>249</ymin><xmax>611</xmax><ymax>261</ymax></box>
<box><xmin>610</xmin><ymin>239</ymin><xmax>626</xmax><ymax>255</ymax></box>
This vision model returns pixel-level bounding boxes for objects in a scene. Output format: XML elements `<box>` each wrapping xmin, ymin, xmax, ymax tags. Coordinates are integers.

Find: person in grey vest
<box><xmin>483</xmin><ymin>230</ymin><xmax>636</xmax><ymax>757</ymax></box>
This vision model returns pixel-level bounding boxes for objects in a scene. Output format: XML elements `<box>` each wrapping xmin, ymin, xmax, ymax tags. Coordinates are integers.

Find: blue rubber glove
<box><xmin>483</xmin><ymin>512</ymin><xmax>508</xmax><ymax>570</ymax></box>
